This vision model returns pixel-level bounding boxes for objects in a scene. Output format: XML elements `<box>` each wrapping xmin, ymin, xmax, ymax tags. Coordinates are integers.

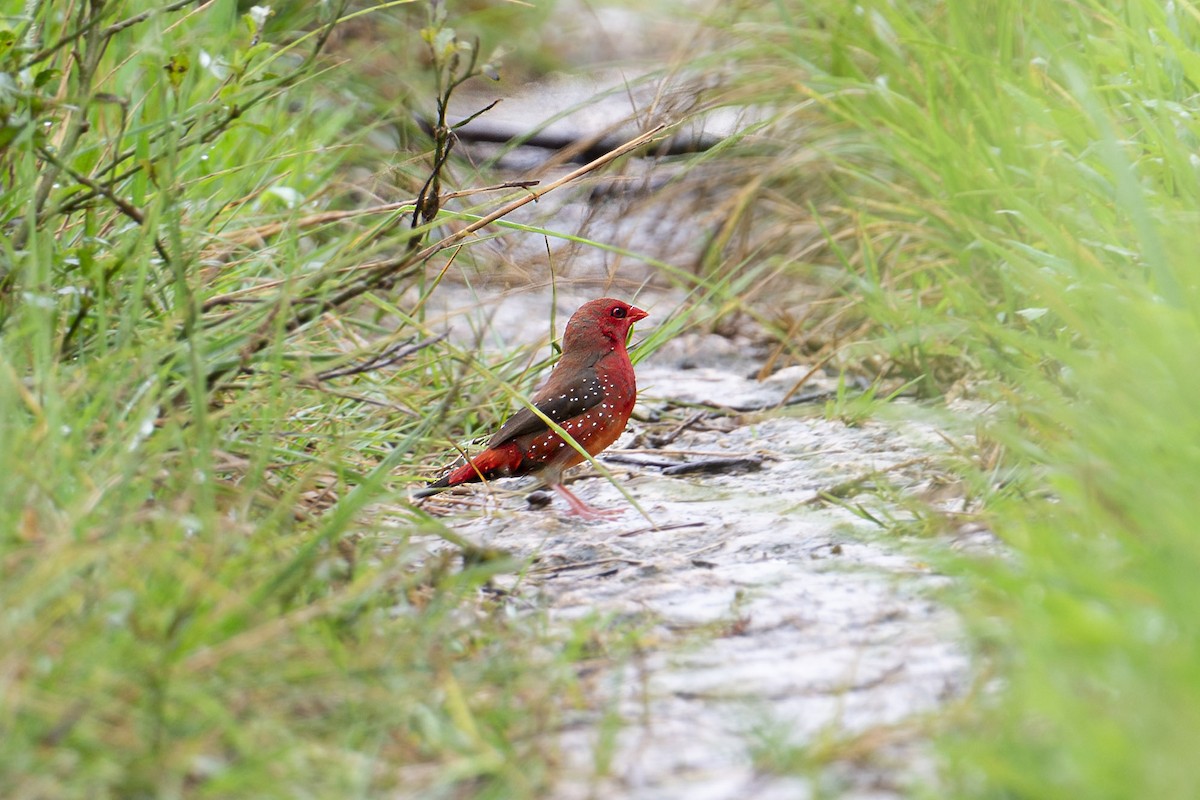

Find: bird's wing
<box><xmin>486</xmin><ymin>372</ymin><xmax>605</xmax><ymax>448</ymax></box>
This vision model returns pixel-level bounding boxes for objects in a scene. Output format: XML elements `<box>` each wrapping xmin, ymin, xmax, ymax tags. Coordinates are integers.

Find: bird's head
<box><xmin>562</xmin><ymin>298</ymin><xmax>649</xmax><ymax>354</ymax></box>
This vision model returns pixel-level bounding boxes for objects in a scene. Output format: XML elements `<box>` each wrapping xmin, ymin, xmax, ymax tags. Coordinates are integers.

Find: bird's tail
<box><xmin>411</xmin><ymin>477</ymin><xmax>451</xmax><ymax>499</ymax></box>
<box><xmin>411</xmin><ymin>445</ymin><xmax>524</xmax><ymax>499</ymax></box>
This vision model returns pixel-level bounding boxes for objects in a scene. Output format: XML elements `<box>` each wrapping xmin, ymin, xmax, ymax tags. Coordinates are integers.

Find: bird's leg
<box><xmin>551</xmin><ymin>483</ymin><xmax>624</xmax><ymax>520</ymax></box>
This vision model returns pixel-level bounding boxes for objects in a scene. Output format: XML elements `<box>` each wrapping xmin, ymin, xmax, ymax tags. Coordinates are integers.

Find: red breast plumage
<box><xmin>415</xmin><ymin>298</ymin><xmax>648</xmax><ymax>518</ymax></box>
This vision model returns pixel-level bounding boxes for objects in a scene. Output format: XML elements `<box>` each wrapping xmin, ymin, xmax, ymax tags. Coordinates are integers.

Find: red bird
<box><xmin>416</xmin><ymin>298</ymin><xmax>648</xmax><ymax>518</ymax></box>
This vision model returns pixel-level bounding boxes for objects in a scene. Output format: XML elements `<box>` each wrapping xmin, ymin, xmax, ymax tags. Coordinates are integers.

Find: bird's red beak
<box><xmin>627</xmin><ymin>305</ymin><xmax>649</xmax><ymax>322</ymax></box>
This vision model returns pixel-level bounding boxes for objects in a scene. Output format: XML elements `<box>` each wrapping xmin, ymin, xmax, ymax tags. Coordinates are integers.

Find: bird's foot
<box><xmin>552</xmin><ymin>484</ymin><xmax>625</xmax><ymax>520</ymax></box>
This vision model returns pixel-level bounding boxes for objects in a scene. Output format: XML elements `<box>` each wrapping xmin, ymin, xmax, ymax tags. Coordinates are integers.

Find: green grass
<box><xmin>9</xmin><ymin>0</ymin><xmax>1200</xmax><ymax>796</ymax></box>
<box><xmin>0</xmin><ymin>2</ymin><xmax>667</xmax><ymax>797</ymax></box>
<box><xmin>701</xmin><ymin>0</ymin><xmax>1200</xmax><ymax>796</ymax></box>
<box><xmin>0</xmin><ymin>1</ymin><xmax>780</xmax><ymax>795</ymax></box>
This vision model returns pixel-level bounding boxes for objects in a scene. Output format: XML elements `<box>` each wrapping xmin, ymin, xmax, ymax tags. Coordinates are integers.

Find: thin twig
<box><xmin>407</xmin><ymin>124</ymin><xmax>667</xmax><ymax>265</ymax></box>
<box><xmin>617</xmin><ymin>521</ymin><xmax>707</xmax><ymax>538</ymax></box>
<box><xmin>210</xmin><ymin>181</ymin><xmax>540</xmax><ymax>250</ymax></box>
<box><xmin>529</xmin><ymin>556</ymin><xmax>645</xmax><ymax>575</ymax></box>
<box><xmin>36</xmin><ymin>145</ymin><xmax>172</xmax><ymax>265</ymax></box>
<box><xmin>312</xmin><ymin>332</ymin><xmax>448</xmax><ymax>381</ymax></box>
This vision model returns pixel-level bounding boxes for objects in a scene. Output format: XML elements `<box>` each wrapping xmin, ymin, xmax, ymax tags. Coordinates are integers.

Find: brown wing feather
<box><xmin>486</xmin><ymin>372</ymin><xmax>606</xmax><ymax>448</ymax></box>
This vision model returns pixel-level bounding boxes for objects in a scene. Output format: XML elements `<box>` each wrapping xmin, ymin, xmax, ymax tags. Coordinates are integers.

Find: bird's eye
<box><xmin>610</xmin><ymin>306</ymin><xmax>627</xmax><ymax>318</ymax></box>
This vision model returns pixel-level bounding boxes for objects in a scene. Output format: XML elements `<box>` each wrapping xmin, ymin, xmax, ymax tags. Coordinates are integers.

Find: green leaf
<box><xmin>232</xmin><ymin>119</ymin><xmax>272</xmax><ymax>136</ymax></box>
<box><xmin>0</xmin><ymin>119</ymin><xmax>24</xmax><ymax>150</ymax></box>
<box><xmin>33</xmin><ymin>69</ymin><xmax>60</xmax><ymax>90</ymax></box>
<box><xmin>164</xmin><ymin>53</ymin><xmax>190</xmax><ymax>90</ymax></box>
